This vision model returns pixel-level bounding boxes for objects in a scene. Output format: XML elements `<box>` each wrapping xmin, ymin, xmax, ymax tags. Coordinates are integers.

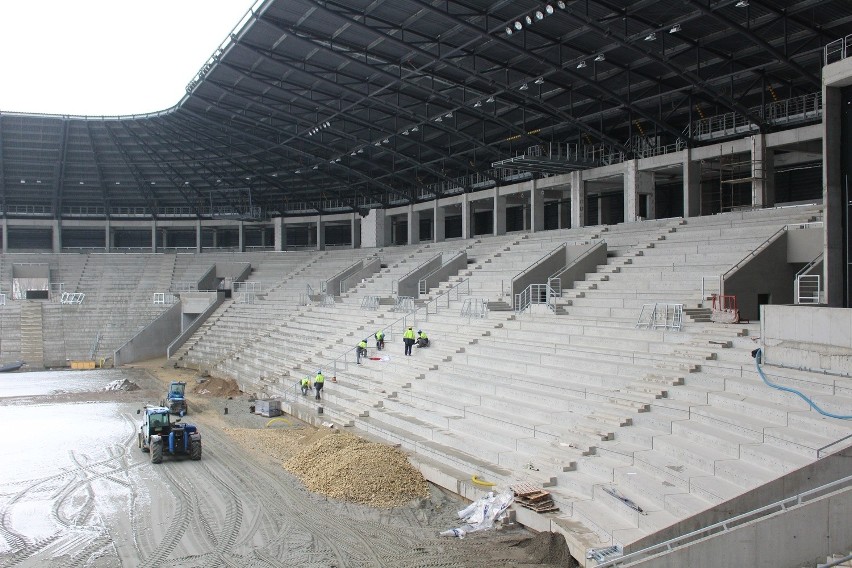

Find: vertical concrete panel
<box><xmin>2</xmin><ymin>222</ymin><xmax>7</xmax><ymax>253</ymax></box>
<box><xmin>823</xmin><ymin>85</ymin><xmax>844</xmax><ymax>306</ymax></box>
<box><xmin>407</xmin><ymin>206</ymin><xmax>419</xmax><ymax>245</ymax></box>
<box><xmin>104</xmin><ymin>220</ymin><xmax>111</xmax><ymax>252</ymax></box>
<box><xmin>530</xmin><ymin>182</ymin><xmax>544</xmax><ymax>232</ymax></box>
<box><xmin>684</xmin><ymin>151</ymin><xmax>701</xmax><ymax>217</ymax></box>
<box><xmin>624</xmin><ymin>160</ymin><xmax>638</xmax><ymax>222</ymax></box>
<box><xmin>238</xmin><ymin>221</ymin><xmax>245</xmax><ymax>252</ymax></box>
<box><xmin>360</xmin><ymin>209</ymin><xmax>386</xmax><ymax>248</ymax></box>
<box><xmin>461</xmin><ymin>194</ymin><xmax>471</xmax><ymax>239</ymax></box>
<box><xmin>433</xmin><ymin>201</ymin><xmax>445</xmax><ymax>242</ymax></box>
<box><xmin>351</xmin><ymin>212</ymin><xmax>361</xmax><ymax>248</ymax></box>
<box><xmin>570</xmin><ymin>171</ymin><xmax>585</xmax><ymax>228</ymax></box>
<box><xmin>151</xmin><ymin>220</ymin><xmax>158</xmax><ymax>252</ymax></box>
<box><xmin>494</xmin><ymin>188</ymin><xmax>507</xmax><ymax>236</ymax></box>
<box><xmin>316</xmin><ymin>217</ymin><xmax>325</xmax><ymax>251</ymax></box>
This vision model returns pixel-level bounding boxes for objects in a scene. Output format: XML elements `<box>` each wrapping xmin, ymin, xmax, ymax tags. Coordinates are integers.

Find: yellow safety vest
<box><xmin>358</xmin><ymin>341</ymin><xmax>367</xmax><ymax>349</ymax></box>
<box><xmin>315</xmin><ymin>373</ymin><xmax>325</xmax><ymax>384</ymax></box>
<box><xmin>403</xmin><ymin>329</ymin><xmax>415</xmax><ymax>340</ymax></box>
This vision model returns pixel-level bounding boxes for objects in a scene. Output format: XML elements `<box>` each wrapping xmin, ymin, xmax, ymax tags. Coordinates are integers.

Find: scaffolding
<box><xmin>701</xmin><ymin>150</ymin><xmax>762</xmax><ymax>215</ymax></box>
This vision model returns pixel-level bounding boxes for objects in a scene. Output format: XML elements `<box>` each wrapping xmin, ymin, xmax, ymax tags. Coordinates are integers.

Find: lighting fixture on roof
<box><xmin>557</xmin><ymin>0</ymin><xmax>566</xmax><ymax>8</ymax></box>
<box><xmin>351</xmin><ymin>152</ymin><xmax>357</xmax><ymax>156</ymax></box>
<box><xmin>295</xmin><ymin>169</ymin><xmax>301</xmax><ymax>174</ymax></box>
<box><xmin>335</xmin><ymin>158</ymin><xmax>341</xmax><ymax>162</ymax></box>
<box><xmin>525</xmin><ymin>15</ymin><xmax>533</xmax><ymax>25</ymax></box>
<box><xmin>535</xmin><ymin>10</ymin><xmax>544</xmax><ymax>20</ymax></box>
<box><xmin>594</xmin><ymin>53</ymin><xmax>605</xmax><ymax>61</ymax></box>
<box><xmin>576</xmin><ymin>60</ymin><xmax>587</xmax><ymax>69</ymax></box>
<box><xmin>272</xmin><ymin>173</ymin><xmax>278</xmax><ymax>177</ymax></box>
<box><xmin>506</xmin><ymin>26</ymin><xmax>513</xmax><ymax>35</ymax></box>
<box><xmin>735</xmin><ymin>0</ymin><xmax>748</xmax><ymax>6</ymax></box>
<box><xmin>534</xmin><ymin>77</ymin><xmax>544</xmax><ymax>84</ymax></box>
<box><xmin>150</xmin><ymin>182</ymin><xmax>156</xmax><ymax>185</ymax></box>
<box><xmin>79</xmin><ymin>181</ymin><xmax>84</xmax><ymax>185</ymax></box>
<box><xmin>36</xmin><ymin>180</ymin><xmax>41</xmax><ymax>184</ymax></box>
<box><xmin>645</xmin><ymin>32</ymin><xmax>657</xmax><ymax>41</ymax></box>
<box><xmin>545</xmin><ymin>4</ymin><xmax>554</xmax><ymax>15</ymax></box>
<box><xmin>383</xmin><ymin>138</ymin><xmax>390</xmax><ymax>143</ymax></box>
<box><xmin>669</xmin><ymin>23</ymin><xmax>681</xmax><ymax>33</ymax></box>
<box><xmin>411</xmin><ymin>126</ymin><xmax>419</xmax><ymax>132</ymax></box>
<box><xmin>473</xmin><ymin>100</ymin><xmax>482</xmax><ymax>107</ymax></box>
<box><xmin>357</xmin><ymin>148</ymin><xmax>364</xmax><ymax>153</ymax></box>
<box><xmin>216</xmin><ymin>179</ymin><xmax>221</xmax><ymax>183</ymax></box>
<box><xmin>486</xmin><ymin>96</ymin><xmax>495</xmax><ymax>103</ymax></box>
<box><xmin>245</xmin><ymin>176</ymin><xmax>250</xmax><ymax>180</ymax></box>
<box><xmin>312</xmin><ymin>165</ymin><xmax>318</xmax><ymax>169</ymax></box>
<box><xmin>445</xmin><ymin>112</ymin><xmax>453</xmax><ymax>118</ymax></box>
<box><xmin>519</xmin><ymin>82</ymin><xmax>529</xmax><ymax>91</ymax></box>
<box><xmin>514</xmin><ymin>21</ymin><xmax>523</xmax><ymax>30</ymax></box>
<box><xmin>375</xmin><ymin>141</ymin><xmax>382</xmax><ymax>146</ymax></box>
<box><xmin>435</xmin><ymin>116</ymin><xmax>443</xmax><ymax>122</ymax></box>
<box><xmin>403</xmin><ymin>129</ymin><xmax>410</xmax><ymax>135</ymax></box>
<box><xmin>20</xmin><ymin>180</ymin><xmax>25</xmax><ymax>184</ymax></box>
<box><xmin>115</xmin><ymin>182</ymin><xmax>121</xmax><ymax>185</ymax></box>
<box><xmin>184</xmin><ymin>181</ymin><xmax>190</xmax><ymax>185</ymax></box>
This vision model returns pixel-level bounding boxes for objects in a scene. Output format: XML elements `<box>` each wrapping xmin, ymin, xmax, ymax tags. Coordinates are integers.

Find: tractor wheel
<box><xmin>139</xmin><ymin>433</ymin><xmax>149</xmax><ymax>453</ymax></box>
<box><xmin>190</xmin><ymin>440</ymin><xmax>202</xmax><ymax>460</ymax></box>
<box><xmin>151</xmin><ymin>440</ymin><xmax>163</xmax><ymax>464</ymax></box>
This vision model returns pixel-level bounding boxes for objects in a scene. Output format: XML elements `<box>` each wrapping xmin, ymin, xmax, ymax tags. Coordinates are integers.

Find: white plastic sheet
<box><xmin>440</xmin><ymin>489</ymin><xmax>514</xmax><ymax>538</ymax></box>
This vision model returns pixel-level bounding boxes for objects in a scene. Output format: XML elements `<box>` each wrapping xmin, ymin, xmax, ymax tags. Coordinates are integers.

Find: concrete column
<box><xmin>461</xmin><ymin>194</ymin><xmax>471</xmax><ymax>239</ymax></box>
<box><xmin>407</xmin><ymin>205</ymin><xmax>419</xmax><ymax>245</ymax></box>
<box><xmin>211</xmin><ymin>228</ymin><xmax>218</xmax><ymax>249</ymax></box>
<box><xmin>195</xmin><ymin>219</ymin><xmax>202</xmax><ymax>253</ymax></box>
<box><xmin>104</xmin><ymin>219</ymin><xmax>111</xmax><ymax>252</ymax></box>
<box><xmin>433</xmin><ymin>201</ymin><xmax>445</xmax><ymax>242</ymax></box>
<box><xmin>823</xmin><ymin>84</ymin><xmax>844</xmax><ymax>306</ymax></box>
<box><xmin>751</xmin><ymin>134</ymin><xmax>776</xmax><ymax>208</ymax></box>
<box><xmin>151</xmin><ymin>220</ymin><xmax>158</xmax><ymax>252</ymax></box>
<box><xmin>51</xmin><ymin>220</ymin><xmax>61</xmax><ymax>253</ymax></box>
<box><xmin>493</xmin><ymin>188</ymin><xmax>507</xmax><ymax>236</ymax></box>
<box><xmin>238</xmin><ymin>221</ymin><xmax>245</xmax><ymax>252</ymax></box>
<box><xmin>351</xmin><ymin>212</ymin><xmax>361</xmax><ymax>248</ymax></box>
<box><xmin>2</xmin><ymin>222</ymin><xmax>7</xmax><ymax>253</ymax></box>
<box><xmin>316</xmin><ymin>217</ymin><xmax>325</xmax><ymax>251</ymax></box>
<box><xmin>261</xmin><ymin>226</ymin><xmax>268</xmax><ymax>247</ymax></box>
<box><xmin>640</xmin><ymin>171</ymin><xmax>655</xmax><ymax>220</ymax></box>
<box><xmin>683</xmin><ymin>151</ymin><xmax>701</xmax><ymax>218</ymax></box>
<box><xmin>273</xmin><ymin>217</ymin><xmax>286</xmax><ymax>251</ymax></box>
<box><xmin>570</xmin><ymin>170</ymin><xmax>585</xmax><ymax>228</ymax></box>
<box><xmin>530</xmin><ymin>182</ymin><xmax>545</xmax><ymax>233</ymax></box>
<box><xmin>624</xmin><ymin>160</ymin><xmax>639</xmax><ymax>222</ymax></box>
<box><xmin>597</xmin><ymin>196</ymin><xmax>604</xmax><ymax>225</ymax></box>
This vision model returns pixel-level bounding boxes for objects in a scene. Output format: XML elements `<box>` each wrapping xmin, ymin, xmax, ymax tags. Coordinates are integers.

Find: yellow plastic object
<box><xmin>70</xmin><ymin>360</ymin><xmax>96</xmax><ymax>370</ymax></box>
<box><xmin>265</xmin><ymin>417</ymin><xmax>292</xmax><ymax>428</ymax></box>
<box><xmin>471</xmin><ymin>475</ymin><xmax>495</xmax><ymax>487</ymax></box>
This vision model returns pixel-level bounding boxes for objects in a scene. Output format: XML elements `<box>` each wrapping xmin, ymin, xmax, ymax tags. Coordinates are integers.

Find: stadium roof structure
<box><xmin>0</xmin><ymin>0</ymin><xmax>849</xmax><ymax>220</ymax></box>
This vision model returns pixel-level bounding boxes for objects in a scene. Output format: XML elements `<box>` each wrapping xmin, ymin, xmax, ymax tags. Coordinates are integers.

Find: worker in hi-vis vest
<box><xmin>403</xmin><ymin>326</ymin><xmax>416</xmax><ymax>356</ymax></box>
<box><xmin>300</xmin><ymin>376</ymin><xmax>311</xmax><ymax>396</ymax></box>
<box><xmin>357</xmin><ymin>339</ymin><xmax>368</xmax><ymax>364</ymax></box>
<box><xmin>374</xmin><ymin>330</ymin><xmax>385</xmax><ymax>350</ymax></box>
<box><xmin>314</xmin><ymin>370</ymin><xmax>325</xmax><ymax>400</ymax></box>
<box><xmin>416</xmin><ymin>329</ymin><xmax>429</xmax><ymax>348</ymax></box>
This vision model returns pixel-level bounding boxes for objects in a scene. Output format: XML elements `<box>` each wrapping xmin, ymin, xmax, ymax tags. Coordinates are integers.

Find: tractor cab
<box><xmin>138</xmin><ymin>405</ymin><xmax>201</xmax><ymax>464</ymax></box>
<box><xmin>164</xmin><ymin>381</ymin><xmax>188</xmax><ymax>416</ymax></box>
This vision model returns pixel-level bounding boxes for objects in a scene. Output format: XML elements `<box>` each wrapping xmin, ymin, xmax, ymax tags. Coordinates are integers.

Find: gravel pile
<box><xmin>103</xmin><ymin>379</ymin><xmax>140</xmax><ymax>392</ymax></box>
<box><xmin>222</xmin><ymin>427</ymin><xmax>307</xmax><ymax>457</ymax></box>
<box><xmin>284</xmin><ymin>430</ymin><xmax>429</xmax><ymax>507</ymax></box>
<box><xmin>191</xmin><ymin>376</ymin><xmax>242</xmax><ymax>397</ymax></box>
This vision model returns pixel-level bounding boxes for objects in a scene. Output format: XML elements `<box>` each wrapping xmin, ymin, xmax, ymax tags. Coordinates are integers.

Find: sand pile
<box><xmin>223</xmin><ymin>427</ymin><xmax>307</xmax><ymax>458</ymax></box>
<box><xmin>103</xmin><ymin>379</ymin><xmax>140</xmax><ymax>391</ymax></box>
<box><xmin>284</xmin><ymin>430</ymin><xmax>429</xmax><ymax>507</ymax></box>
<box><xmin>191</xmin><ymin>376</ymin><xmax>241</xmax><ymax>397</ymax></box>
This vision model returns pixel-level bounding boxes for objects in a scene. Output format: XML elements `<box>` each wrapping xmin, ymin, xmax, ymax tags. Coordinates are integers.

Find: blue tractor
<box><xmin>138</xmin><ymin>405</ymin><xmax>201</xmax><ymax>464</ymax></box>
<box><xmin>162</xmin><ymin>381</ymin><xmax>188</xmax><ymax>416</ymax></box>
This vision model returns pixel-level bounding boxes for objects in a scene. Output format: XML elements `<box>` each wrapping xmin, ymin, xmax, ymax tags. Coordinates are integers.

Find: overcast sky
<box><xmin>0</xmin><ymin>0</ymin><xmax>258</xmax><ymax>116</ymax></box>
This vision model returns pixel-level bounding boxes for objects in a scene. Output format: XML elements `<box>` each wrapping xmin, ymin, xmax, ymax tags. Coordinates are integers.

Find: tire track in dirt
<box><xmin>137</xmin><ymin>465</ymin><xmax>195</xmax><ymax>568</ymax></box>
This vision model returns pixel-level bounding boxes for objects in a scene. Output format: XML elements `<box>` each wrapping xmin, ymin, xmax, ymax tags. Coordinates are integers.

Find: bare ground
<box><xmin>0</xmin><ymin>359</ymin><xmax>575</xmax><ymax>568</ymax></box>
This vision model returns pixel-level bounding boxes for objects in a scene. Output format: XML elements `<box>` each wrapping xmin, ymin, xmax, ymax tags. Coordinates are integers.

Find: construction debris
<box><xmin>511</xmin><ymin>482</ymin><xmax>559</xmax><ymax>513</ymax></box>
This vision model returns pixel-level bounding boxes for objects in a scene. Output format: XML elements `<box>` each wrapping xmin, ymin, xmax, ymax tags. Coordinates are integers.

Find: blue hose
<box><xmin>752</xmin><ymin>348</ymin><xmax>852</xmax><ymax>420</ymax></box>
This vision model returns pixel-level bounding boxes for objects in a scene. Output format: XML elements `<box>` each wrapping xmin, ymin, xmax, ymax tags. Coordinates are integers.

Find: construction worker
<box><xmin>314</xmin><ymin>370</ymin><xmax>325</xmax><ymax>400</ymax></box>
<box><xmin>416</xmin><ymin>329</ymin><xmax>429</xmax><ymax>348</ymax></box>
<box><xmin>403</xmin><ymin>326</ymin><xmax>416</xmax><ymax>356</ymax></box>
<box><xmin>357</xmin><ymin>339</ymin><xmax>368</xmax><ymax>364</ymax></box>
<box><xmin>375</xmin><ymin>330</ymin><xmax>385</xmax><ymax>350</ymax></box>
<box><xmin>300</xmin><ymin>376</ymin><xmax>311</xmax><ymax>396</ymax></box>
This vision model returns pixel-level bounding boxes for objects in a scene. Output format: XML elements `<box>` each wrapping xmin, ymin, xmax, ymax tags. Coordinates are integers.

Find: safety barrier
<box><xmin>153</xmin><ymin>292</ymin><xmax>178</xmax><ymax>305</ymax></box>
<box><xmin>391</xmin><ymin>296</ymin><xmax>415</xmax><ymax>313</ymax></box>
<box><xmin>460</xmin><ymin>297</ymin><xmax>489</xmax><ymax>319</ymax></box>
<box><xmin>360</xmin><ymin>295</ymin><xmax>379</xmax><ymax>311</ymax></box>
<box><xmin>635</xmin><ymin>303</ymin><xmax>683</xmax><ymax>331</ymax></box>
<box><xmin>60</xmin><ymin>292</ymin><xmax>85</xmax><ymax>305</ymax></box>
<box><xmin>514</xmin><ymin>283</ymin><xmax>557</xmax><ymax>315</ymax></box>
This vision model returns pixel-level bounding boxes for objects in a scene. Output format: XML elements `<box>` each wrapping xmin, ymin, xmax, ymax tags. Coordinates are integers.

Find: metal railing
<box><xmin>547</xmin><ymin>277</ymin><xmax>562</xmax><ymax>298</ymax></box>
<box><xmin>700</xmin><ymin>275</ymin><xmax>722</xmax><ymax>300</ymax></box>
<box><xmin>418</xmin><ymin>251</ymin><xmax>465</xmax><ymax>296</ymax></box>
<box><xmin>360</xmin><ymin>295</ymin><xmax>379</xmax><ymax>311</ymax></box>
<box><xmin>825</xmin><ymin>34</ymin><xmax>852</xmax><ymax>65</ymax></box>
<box><xmin>515</xmin><ymin>283</ymin><xmax>557</xmax><ymax>314</ymax></box>
<box><xmin>596</xmin><ymin>474</ymin><xmax>852</xmax><ymax>567</ymax></box>
<box><xmin>60</xmin><ymin>292</ymin><xmax>85</xmax><ymax>305</ymax></box>
<box><xmin>688</xmin><ymin>91</ymin><xmax>822</xmax><ymax>140</ymax></box>
<box><xmin>320</xmin><ymin>294</ymin><xmax>336</xmax><ymax>307</ymax></box>
<box><xmin>635</xmin><ymin>303</ymin><xmax>683</xmax><ymax>331</ymax></box>
<box><xmin>153</xmin><ymin>292</ymin><xmax>178</xmax><ymax>305</ymax></box>
<box><xmin>795</xmin><ymin>275</ymin><xmax>821</xmax><ymax>305</ymax></box>
<box><xmin>392</xmin><ymin>296</ymin><xmax>416</xmax><ymax>313</ymax></box>
<box><xmin>460</xmin><ymin>297</ymin><xmax>489</xmax><ymax>319</ymax></box>
<box><xmin>49</xmin><ymin>282</ymin><xmax>65</xmax><ymax>302</ymax></box>
<box><xmin>0</xmin><ymin>293</ymin><xmax>6</xmax><ymax>306</ymax></box>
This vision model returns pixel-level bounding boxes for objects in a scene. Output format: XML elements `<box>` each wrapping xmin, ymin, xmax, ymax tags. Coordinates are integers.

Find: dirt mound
<box><xmin>103</xmin><ymin>379</ymin><xmax>140</xmax><ymax>392</ymax></box>
<box><xmin>284</xmin><ymin>430</ymin><xmax>429</xmax><ymax>507</ymax></box>
<box><xmin>191</xmin><ymin>376</ymin><xmax>241</xmax><ymax>397</ymax></box>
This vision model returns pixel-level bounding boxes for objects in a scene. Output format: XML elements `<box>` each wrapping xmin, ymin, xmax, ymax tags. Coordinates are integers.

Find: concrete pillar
<box><xmin>261</xmin><ymin>226</ymin><xmax>268</xmax><ymax>247</ymax></box>
<box><xmin>493</xmin><ymin>188</ymin><xmax>507</xmax><ymax>236</ymax></box>
<box><xmin>683</xmin><ymin>151</ymin><xmax>701</xmax><ymax>218</ymax></box>
<box><xmin>530</xmin><ymin>183</ymin><xmax>545</xmax><ymax>232</ymax></box>
<box><xmin>570</xmin><ymin>170</ymin><xmax>585</xmax><ymax>228</ymax></box>
<box><xmin>640</xmin><ymin>172</ymin><xmax>655</xmax><ymax>220</ymax></box>
<box><xmin>751</xmin><ymin>134</ymin><xmax>776</xmax><ymax>208</ymax></box>
<box><xmin>823</xmin><ymin>84</ymin><xmax>844</xmax><ymax>306</ymax></box>
<box><xmin>274</xmin><ymin>217</ymin><xmax>286</xmax><ymax>251</ymax></box>
<box><xmin>433</xmin><ymin>201</ymin><xmax>445</xmax><ymax>243</ymax></box>
<box><xmin>104</xmin><ymin>219</ymin><xmax>111</xmax><ymax>252</ymax></box>
<box><xmin>195</xmin><ymin>219</ymin><xmax>202</xmax><ymax>253</ymax></box>
<box><xmin>624</xmin><ymin>160</ymin><xmax>639</xmax><ymax>222</ymax></box>
<box><xmin>51</xmin><ymin>220</ymin><xmax>61</xmax><ymax>253</ymax></box>
<box><xmin>151</xmin><ymin>220</ymin><xmax>158</xmax><ymax>252</ymax></box>
<box><xmin>2</xmin><ymin>222</ymin><xmax>7</xmax><ymax>253</ymax></box>
<box><xmin>316</xmin><ymin>217</ymin><xmax>325</xmax><ymax>251</ymax></box>
<box><xmin>351</xmin><ymin>212</ymin><xmax>361</xmax><ymax>248</ymax></box>
<box><xmin>407</xmin><ymin>205</ymin><xmax>419</xmax><ymax>245</ymax></box>
<box><xmin>461</xmin><ymin>194</ymin><xmax>471</xmax><ymax>239</ymax></box>
<box><xmin>597</xmin><ymin>196</ymin><xmax>604</xmax><ymax>225</ymax></box>
<box><xmin>238</xmin><ymin>221</ymin><xmax>245</xmax><ymax>252</ymax></box>
<box><xmin>211</xmin><ymin>228</ymin><xmax>218</xmax><ymax>249</ymax></box>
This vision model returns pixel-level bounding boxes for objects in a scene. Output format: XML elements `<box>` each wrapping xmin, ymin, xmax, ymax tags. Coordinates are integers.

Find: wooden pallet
<box><xmin>510</xmin><ymin>483</ymin><xmax>560</xmax><ymax>513</ymax></box>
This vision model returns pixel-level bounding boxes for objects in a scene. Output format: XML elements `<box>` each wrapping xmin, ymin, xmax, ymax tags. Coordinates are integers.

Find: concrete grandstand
<box><xmin>1</xmin><ymin>1</ymin><xmax>851</xmax><ymax>566</ymax></box>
